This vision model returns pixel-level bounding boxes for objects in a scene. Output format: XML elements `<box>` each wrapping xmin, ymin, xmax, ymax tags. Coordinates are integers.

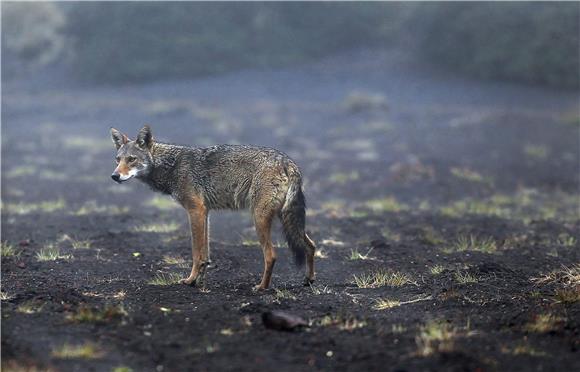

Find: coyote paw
<box><xmin>253</xmin><ymin>284</ymin><xmax>268</xmax><ymax>292</ymax></box>
<box><xmin>180</xmin><ymin>277</ymin><xmax>197</xmax><ymax>286</ymax></box>
<box><xmin>180</xmin><ymin>275</ymin><xmax>204</xmax><ymax>287</ymax></box>
<box><xmin>302</xmin><ymin>277</ymin><xmax>315</xmax><ymax>286</ymax></box>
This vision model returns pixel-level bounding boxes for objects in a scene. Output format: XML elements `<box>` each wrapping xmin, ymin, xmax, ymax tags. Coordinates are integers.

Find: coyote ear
<box><xmin>136</xmin><ymin>125</ymin><xmax>153</xmax><ymax>149</ymax></box>
<box><xmin>111</xmin><ymin>127</ymin><xmax>128</xmax><ymax>150</ymax></box>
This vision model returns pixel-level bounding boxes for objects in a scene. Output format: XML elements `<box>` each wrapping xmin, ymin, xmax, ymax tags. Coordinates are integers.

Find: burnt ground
<box><xmin>1</xmin><ymin>49</ymin><xmax>579</xmax><ymax>371</ymax></box>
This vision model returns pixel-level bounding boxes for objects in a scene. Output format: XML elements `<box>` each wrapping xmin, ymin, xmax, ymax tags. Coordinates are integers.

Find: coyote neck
<box><xmin>141</xmin><ymin>142</ymin><xmax>189</xmax><ymax>195</ymax></box>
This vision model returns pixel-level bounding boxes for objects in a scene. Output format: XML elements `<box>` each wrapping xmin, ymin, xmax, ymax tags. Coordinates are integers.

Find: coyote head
<box><xmin>110</xmin><ymin>125</ymin><xmax>153</xmax><ymax>183</ymax></box>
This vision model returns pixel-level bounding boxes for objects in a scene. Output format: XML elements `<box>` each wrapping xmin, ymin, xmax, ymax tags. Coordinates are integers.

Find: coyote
<box><xmin>110</xmin><ymin>125</ymin><xmax>315</xmax><ymax>290</ymax></box>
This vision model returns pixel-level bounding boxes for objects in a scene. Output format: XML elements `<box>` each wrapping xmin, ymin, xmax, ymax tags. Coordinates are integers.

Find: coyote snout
<box><xmin>110</xmin><ymin>125</ymin><xmax>316</xmax><ymax>290</ymax></box>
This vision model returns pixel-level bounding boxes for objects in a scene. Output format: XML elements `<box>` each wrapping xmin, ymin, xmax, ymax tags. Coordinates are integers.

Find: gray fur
<box><xmin>111</xmin><ymin>125</ymin><xmax>315</xmax><ymax>288</ymax></box>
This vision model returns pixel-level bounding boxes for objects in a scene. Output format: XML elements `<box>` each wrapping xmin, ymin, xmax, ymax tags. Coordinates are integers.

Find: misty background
<box><xmin>1</xmin><ymin>1</ymin><xmax>579</xmax><ymax>232</ymax></box>
<box><xmin>2</xmin><ymin>4</ymin><xmax>580</xmax><ymax>370</ymax></box>
<box><xmin>2</xmin><ymin>2</ymin><xmax>579</xmax><ymax>89</ymax></box>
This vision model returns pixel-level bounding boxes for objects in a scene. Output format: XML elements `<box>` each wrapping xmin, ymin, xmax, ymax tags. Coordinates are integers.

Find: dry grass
<box><xmin>553</xmin><ymin>287</ymin><xmax>580</xmax><ymax>304</ymax></box>
<box><xmin>59</xmin><ymin>234</ymin><xmax>91</xmax><ymax>249</ymax></box>
<box><xmin>454</xmin><ymin>271</ymin><xmax>479</xmax><ymax>284</ymax></box>
<box><xmin>67</xmin><ymin>304</ymin><xmax>127</xmax><ymax>323</ymax></box>
<box><xmin>320</xmin><ymin>238</ymin><xmax>345</xmax><ymax>247</ymax></box>
<box><xmin>241</xmin><ymin>238</ymin><xmax>260</xmax><ymax>247</ymax></box>
<box><xmin>415</xmin><ymin>320</ymin><xmax>457</xmax><ymax>356</ymax></box>
<box><xmin>329</xmin><ymin>171</ymin><xmax>359</xmax><ymax>185</ymax></box>
<box><xmin>17</xmin><ymin>300</ymin><xmax>44</xmax><ymax>314</ymax></box>
<box><xmin>310</xmin><ymin>284</ymin><xmax>332</xmax><ymax>295</ymax></box>
<box><xmin>273</xmin><ymin>288</ymin><xmax>297</xmax><ymax>301</ymax></box>
<box><xmin>373</xmin><ymin>298</ymin><xmax>401</xmax><ymax>310</ymax></box>
<box><xmin>112</xmin><ymin>367</ymin><xmax>134</xmax><ymax>372</ymax></box>
<box><xmin>373</xmin><ymin>296</ymin><xmax>432</xmax><ymax>310</ymax></box>
<box><xmin>148</xmin><ymin>272</ymin><xmax>182</xmax><ymax>286</ymax></box>
<box><xmin>315</xmin><ymin>314</ymin><xmax>367</xmax><ymax>331</ymax></box>
<box><xmin>381</xmin><ymin>227</ymin><xmax>401</xmax><ymax>242</ymax></box>
<box><xmin>439</xmin><ymin>190</ymin><xmax>578</xmax><ymax>222</ymax></box>
<box><xmin>523</xmin><ymin>144</ymin><xmax>549</xmax><ymax>160</ymax></box>
<box><xmin>532</xmin><ymin>264</ymin><xmax>580</xmax><ymax>288</ymax></box>
<box><xmin>353</xmin><ymin>269</ymin><xmax>415</xmax><ymax>288</ymax></box>
<box><xmin>524</xmin><ymin>313</ymin><xmax>566</xmax><ymax>333</ymax></box>
<box><xmin>1</xmin><ymin>360</ymin><xmax>57</xmax><ymax>372</ymax></box>
<box><xmin>557</xmin><ymin>233</ymin><xmax>577</xmax><ymax>247</ymax></box>
<box><xmin>421</xmin><ymin>227</ymin><xmax>445</xmax><ymax>246</ymax></box>
<box><xmin>501</xmin><ymin>343</ymin><xmax>547</xmax><ymax>357</ymax></box>
<box><xmin>162</xmin><ymin>255</ymin><xmax>188</xmax><ymax>269</ymax></box>
<box><xmin>450</xmin><ymin>167</ymin><xmax>493</xmax><ymax>185</ymax></box>
<box><xmin>5</xmin><ymin>165</ymin><xmax>36</xmax><ymax>178</ymax></box>
<box><xmin>51</xmin><ymin>342</ymin><xmax>103</xmax><ymax>359</ymax></box>
<box><xmin>392</xmin><ymin>324</ymin><xmax>407</xmax><ymax>333</ymax></box>
<box><xmin>347</xmin><ymin>247</ymin><xmax>374</xmax><ymax>261</ymax></box>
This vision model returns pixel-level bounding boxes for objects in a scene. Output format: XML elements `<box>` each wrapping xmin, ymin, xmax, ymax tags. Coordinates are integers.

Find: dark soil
<box><xmin>2</xmin><ymin>49</ymin><xmax>579</xmax><ymax>372</ymax></box>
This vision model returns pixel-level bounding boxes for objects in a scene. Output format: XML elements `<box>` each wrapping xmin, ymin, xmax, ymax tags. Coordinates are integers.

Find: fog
<box><xmin>1</xmin><ymin>3</ymin><xmax>579</xmax><ymax>371</ymax></box>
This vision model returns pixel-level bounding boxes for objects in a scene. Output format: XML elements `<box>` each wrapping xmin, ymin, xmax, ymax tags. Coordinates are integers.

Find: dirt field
<box><xmin>2</xmin><ymin>49</ymin><xmax>579</xmax><ymax>371</ymax></box>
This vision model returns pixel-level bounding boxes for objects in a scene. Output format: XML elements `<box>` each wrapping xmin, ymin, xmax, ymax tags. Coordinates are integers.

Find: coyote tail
<box><xmin>280</xmin><ymin>172</ymin><xmax>308</xmax><ymax>266</ymax></box>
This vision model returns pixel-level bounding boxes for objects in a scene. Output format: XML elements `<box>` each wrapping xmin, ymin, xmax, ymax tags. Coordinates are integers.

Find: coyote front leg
<box><xmin>180</xmin><ymin>201</ymin><xmax>209</xmax><ymax>286</ymax></box>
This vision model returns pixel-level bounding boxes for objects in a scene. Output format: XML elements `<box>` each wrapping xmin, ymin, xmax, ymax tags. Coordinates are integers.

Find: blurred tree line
<box><xmin>2</xmin><ymin>2</ymin><xmax>578</xmax><ymax>89</ymax></box>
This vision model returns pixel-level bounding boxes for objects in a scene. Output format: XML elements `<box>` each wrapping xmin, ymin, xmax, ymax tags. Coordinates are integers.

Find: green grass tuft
<box><xmin>36</xmin><ymin>244</ymin><xmax>72</xmax><ymax>261</ymax></box>
<box><xmin>3</xmin><ymin>199</ymin><xmax>66</xmax><ymax>215</ymax></box>
<box><xmin>523</xmin><ymin>144</ymin><xmax>549</xmax><ymax>160</ymax></box>
<box><xmin>1</xmin><ymin>291</ymin><xmax>14</xmax><ymax>301</ymax></box>
<box><xmin>364</xmin><ymin>196</ymin><xmax>408</xmax><ymax>213</ymax></box>
<box><xmin>144</xmin><ymin>195</ymin><xmax>179</xmax><ymax>210</ymax></box>
<box><xmin>1</xmin><ymin>241</ymin><xmax>18</xmax><ymax>257</ymax></box>
<box><xmin>442</xmin><ymin>235</ymin><xmax>497</xmax><ymax>254</ymax></box>
<box><xmin>450</xmin><ymin>167</ymin><xmax>493</xmax><ymax>185</ymax></box>
<box><xmin>133</xmin><ymin>222</ymin><xmax>180</xmax><ymax>233</ymax></box>
<box><xmin>73</xmin><ymin>201</ymin><xmax>129</xmax><ymax>216</ymax></box>
<box><xmin>429</xmin><ymin>265</ymin><xmax>445</xmax><ymax>275</ymax></box>
<box><xmin>329</xmin><ymin>171</ymin><xmax>360</xmax><ymax>185</ymax></box>
<box><xmin>59</xmin><ymin>234</ymin><xmax>92</xmax><ymax>249</ymax></box>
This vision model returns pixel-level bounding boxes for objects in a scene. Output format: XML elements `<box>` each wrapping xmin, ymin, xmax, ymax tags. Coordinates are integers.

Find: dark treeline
<box><xmin>3</xmin><ymin>2</ymin><xmax>578</xmax><ymax>88</ymax></box>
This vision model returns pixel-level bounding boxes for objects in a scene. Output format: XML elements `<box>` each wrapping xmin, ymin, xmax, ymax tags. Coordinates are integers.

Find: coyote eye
<box><xmin>115</xmin><ymin>157</ymin><xmax>120</xmax><ymax>164</ymax></box>
<box><xmin>127</xmin><ymin>156</ymin><xmax>136</xmax><ymax>163</ymax></box>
